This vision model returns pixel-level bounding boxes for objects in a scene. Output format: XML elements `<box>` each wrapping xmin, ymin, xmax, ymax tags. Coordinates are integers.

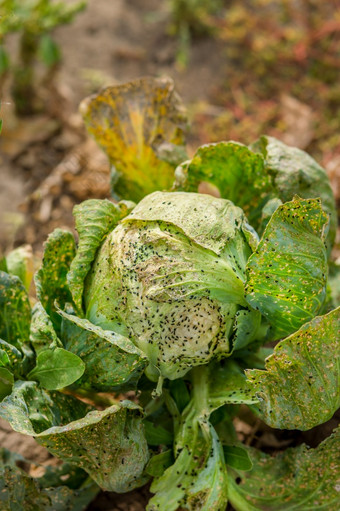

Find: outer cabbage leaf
<box><xmin>0</xmin><ymin>381</ymin><xmax>92</xmax><ymax>436</ymax></box>
<box><xmin>80</xmin><ymin>76</ymin><xmax>188</xmax><ymax>202</ymax></box>
<box><xmin>60</xmin><ymin>310</ymin><xmax>147</xmax><ymax>391</ymax></box>
<box><xmin>245</xmin><ymin>197</ymin><xmax>328</xmax><ymax>339</ymax></box>
<box><xmin>174</xmin><ymin>141</ymin><xmax>273</xmax><ymax>229</ymax></box>
<box><xmin>251</xmin><ymin>135</ymin><xmax>337</xmax><ymax>250</ymax></box>
<box><xmin>0</xmin><ymin>448</ymin><xmax>98</xmax><ymax>511</ymax></box>
<box><xmin>247</xmin><ymin>307</ymin><xmax>340</xmax><ymax>430</ymax></box>
<box><xmin>35</xmin><ymin>229</ymin><xmax>76</xmax><ymax>333</ymax></box>
<box><xmin>67</xmin><ymin>199</ymin><xmax>133</xmax><ymax>312</ymax></box>
<box><xmin>228</xmin><ymin>427</ymin><xmax>340</xmax><ymax>511</ymax></box>
<box><xmin>0</xmin><ymin>381</ymin><xmax>149</xmax><ymax>492</ymax></box>
<box><xmin>0</xmin><ymin>271</ymin><xmax>31</xmax><ymax>349</ymax></box>
<box><xmin>174</xmin><ymin>137</ymin><xmax>336</xmax><ymax>251</ymax></box>
<box><xmin>85</xmin><ymin>191</ymin><xmax>252</xmax><ymax>380</ymax></box>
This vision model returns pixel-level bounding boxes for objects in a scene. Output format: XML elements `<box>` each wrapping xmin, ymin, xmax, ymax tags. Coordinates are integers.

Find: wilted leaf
<box><xmin>39</xmin><ymin>401</ymin><xmax>149</xmax><ymax>493</ymax></box>
<box><xmin>0</xmin><ymin>381</ymin><xmax>149</xmax><ymax>492</ymax></box>
<box><xmin>60</xmin><ymin>310</ymin><xmax>147</xmax><ymax>391</ymax></box>
<box><xmin>35</xmin><ymin>229</ymin><xmax>76</xmax><ymax>333</ymax></box>
<box><xmin>0</xmin><ymin>381</ymin><xmax>92</xmax><ymax>436</ymax></box>
<box><xmin>28</xmin><ymin>347</ymin><xmax>85</xmax><ymax>390</ymax></box>
<box><xmin>245</xmin><ymin>197</ymin><xmax>328</xmax><ymax>339</ymax></box>
<box><xmin>0</xmin><ymin>270</ymin><xmax>31</xmax><ymax>349</ymax></box>
<box><xmin>228</xmin><ymin>428</ymin><xmax>340</xmax><ymax>510</ymax></box>
<box><xmin>67</xmin><ymin>199</ymin><xmax>130</xmax><ymax>312</ymax></box>
<box><xmin>247</xmin><ymin>307</ymin><xmax>340</xmax><ymax>430</ymax></box>
<box><xmin>80</xmin><ymin>76</ymin><xmax>188</xmax><ymax>202</ymax></box>
<box><xmin>251</xmin><ymin>135</ymin><xmax>337</xmax><ymax>251</ymax></box>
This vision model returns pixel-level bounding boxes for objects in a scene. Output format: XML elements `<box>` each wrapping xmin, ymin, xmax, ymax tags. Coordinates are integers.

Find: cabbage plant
<box><xmin>0</xmin><ymin>79</ymin><xmax>339</xmax><ymax>510</ymax></box>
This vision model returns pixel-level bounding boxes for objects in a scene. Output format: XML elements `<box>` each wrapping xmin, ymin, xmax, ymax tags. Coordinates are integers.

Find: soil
<box><xmin>0</xmin><ymin>1</ymin><xmax>339</xmax><ymax>510</ymax></box>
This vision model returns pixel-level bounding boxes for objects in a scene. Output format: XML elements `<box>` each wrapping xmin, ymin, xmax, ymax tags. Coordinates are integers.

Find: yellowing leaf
<box><xmin>80</xmin><ymin>77</ymin><xmax>188</xmax><ymax>201</ymax></box>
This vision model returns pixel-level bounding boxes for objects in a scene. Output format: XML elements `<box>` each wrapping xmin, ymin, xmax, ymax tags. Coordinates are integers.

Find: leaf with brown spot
<box><xmin>80</xmin><ymin>77</ymin><xmax>188</xmax><ymax>202</ymax></box>
<box><xmin>0</xmin><ymin>381</ymin><xmax>149</xmax><ymax>492</ymax></box>
<box><xmin>251</xmin><ymin>135</ymin><xmax>337</xmax><ymax>252</ymax></box>
<box><xmin>247</xmin><ymin>307</ymin><xmax>340</xmax><ymax>430</ymax></box>
<box><xmin>35</xmin><ymin>229</ymin><xmax>76</xmax><ymax>334</ymax></box>
<box><xmin>228</xmin><ymin>427</ymin><xmax>340</xmax><ymax>510</ymax></box>
<box><xmin>245</xmin><ymin>197</ymin><xmax>328</xmax><ymax>339</ymax></box>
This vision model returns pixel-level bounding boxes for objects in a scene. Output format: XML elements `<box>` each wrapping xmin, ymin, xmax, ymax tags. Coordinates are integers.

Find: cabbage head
<box><xmin>84</xmin><ymin>191</ymin><xmax>256</xmax><ymax>381</ymax></box>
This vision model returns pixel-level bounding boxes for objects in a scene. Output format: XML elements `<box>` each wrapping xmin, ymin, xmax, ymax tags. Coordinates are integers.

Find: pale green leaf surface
<box><xmin>80</xmin><ymin>76</ymin><xmax>188</xmax><ymax>202</ymax></box>
<box><xmin>28</xmin><ymin>347</ymin><xmax>85</xmax><ymax>390</ymax></box>
<box><xmin>0</xmin><ymin>271</ymin><xmax>31</xmax><ymax>349</ymax></box>
<box><xmin>245</xmin><ymin>197</ymin><xmax>328</xmax><ymax>338</ymax></box>
<box><xmin>67</xmin><ymin>199</ymin><xmax>127</xmax><ymax>312</ymax></box>
<box><xmin>0</xmin><ymin>381</ymin><xmax>149</xmax><ymax>492</ymax></box>
<box><xmin>85</xmin><ymin>191</ymin><xmax>252</xmax><ymax>380</ymax></box>
<box><xmin>60</xmin><ymin>310</ymin><xmax>147</xmax><ymax>391</ymax></box>
<box><xmin>228</xmin><ymin>428</ymin><xmax>340</xmax><ymax>511</ymax></box>
<box><xmin>125</xmin><ymin>190</ymin><xmax>248</xmax><ymax>255</ymax></box>
<box><xmin>251</xmin><ymin>135</ymin><xmax>337</xmax><ymax>251</ymax></box>
<box><xmin>35</xmin><ymin>229</ymin><xmax>76</xmax><ymax>333</ymax></box>
<box><xmin>247</xmin><ymin>307</ymin><xmax>340</xmax><ymax>430</ymax></box>
<box><xmin>148</xmin><ymin>403</ymin><xmax>228</xmax><ymax>511</ymax></box>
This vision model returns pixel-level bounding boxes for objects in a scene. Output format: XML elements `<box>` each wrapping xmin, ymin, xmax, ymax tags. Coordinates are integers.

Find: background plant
<box><xmin>0</xmin><ymin>0</ymin><xmax>86</xmax><ymax>115</ymax></box>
